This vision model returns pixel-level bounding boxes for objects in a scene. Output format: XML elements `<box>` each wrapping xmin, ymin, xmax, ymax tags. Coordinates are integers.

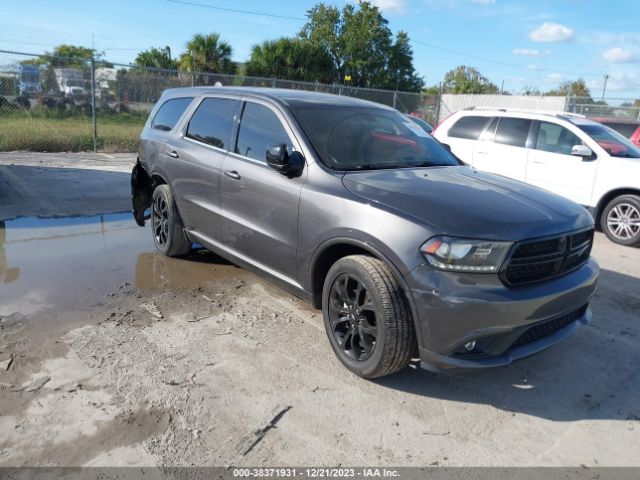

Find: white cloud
<box><xmin>512</xmin><ymin>48</ymin><xmax>551</xmax><ymax>57</ymax></box>
<box><xmin>471</xmin><ymin>0</ymin><xmax>495</xmax><ymax>4</ymax></box>
<box><xmin>602</xmin><ymin>47</ymin><xmax>639</xmax><ymax>64</ymax></box>
<box><xmin>604</xmin><ymin>73</ymin><xmax>640</xmax><ymax>92</ymax></box>
<box><xmin>529</xmin><ymin>22</ymin><xmax>574</xmax><ymax>43</ymax></box>
<box><xmin>369</xmin><ymin>0</ymin><xmax>407</xmax><ymax>13</ymax></box>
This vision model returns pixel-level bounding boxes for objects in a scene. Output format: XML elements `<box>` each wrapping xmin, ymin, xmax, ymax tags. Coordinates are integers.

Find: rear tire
<box><xmin>151</xmin><ymin>184</ymin><xmax>192</xmax><ymax>257</ymax></box>
<box><xmin>600</xmin><ymin>195</ymin><xmax>640</xmax><ymax>247</ymax></box>
<box><xmin>322</xmin><ymin>255</ymin><xmax>417</xmax><ymax>378</ymax></box>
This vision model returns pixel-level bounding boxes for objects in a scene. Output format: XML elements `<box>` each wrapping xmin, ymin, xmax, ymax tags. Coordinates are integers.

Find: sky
<box><xmin>1</xmin><ymin>0</ymin><xmax>639</xmax><ymax>99</ymax></box>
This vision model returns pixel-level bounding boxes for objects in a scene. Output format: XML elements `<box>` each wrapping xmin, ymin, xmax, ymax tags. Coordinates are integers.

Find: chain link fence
<box><xmin>1</xmin><ymin>48</ymin><xmax>638</xmax><ymax>152</ymax></box>
<box><xmin>565</xmin><ymin>96</ymin><xmax>640</xmax><ymax>121</ymax></box>
<box><xmin>0</xmin><ymin>49</ymin><xmax>440</xmax><ymax>152</ymax></box>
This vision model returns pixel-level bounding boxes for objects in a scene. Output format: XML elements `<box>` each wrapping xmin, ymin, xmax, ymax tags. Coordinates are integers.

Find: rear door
<box><xmin>525</xmin><ymin>120</ymin><xmax>598</xmax><ymax>205</ymax></box>
<box><xmin>219</xmin><ymin>99</ymin><xmax>306</xmax><ymax>279</ymax></box>
<box><xmin>440</xmin><ymin>115</ymin><xmax>493</xmax><ymax>163</ymax></box>
<box><xmin>472</xmin><ymin>116</ymin><xmax>533</xmax><ymax>182</ymax></box>
<box><xmin>168</xmin><ymin>96</ymin><xmax>241</xmax><ymax>241</ymax></box>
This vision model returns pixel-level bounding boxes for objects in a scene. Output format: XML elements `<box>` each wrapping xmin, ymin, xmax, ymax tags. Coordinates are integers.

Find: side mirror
<box><xmin>266</xmin><ymin>143</ymin><xmax>304</xmax><ymax>176</ymax></box>
<box><xmin>571</xmin><ymin>144</ymin><xmax>594</xmax><ymax>159</ymax></box>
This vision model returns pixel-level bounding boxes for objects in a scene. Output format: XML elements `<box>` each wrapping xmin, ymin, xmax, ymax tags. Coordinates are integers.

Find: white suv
<box><xmin>434</xmin><ymin>108</ymin><xmax>640</xmax><ymax>246</ymax></box>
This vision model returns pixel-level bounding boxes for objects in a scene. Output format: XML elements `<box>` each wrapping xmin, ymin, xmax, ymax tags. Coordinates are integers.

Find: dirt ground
<box><xmin>0</xmin><ymin>152</ymin><xmax>639</xmax><ymax>467</ymax></box>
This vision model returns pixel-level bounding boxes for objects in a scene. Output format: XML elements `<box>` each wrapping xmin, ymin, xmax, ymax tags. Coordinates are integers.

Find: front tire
<box><xmin>151</xmin><ymin>184</ymin><xmax>192</xmax><ymax>257</ymax></box>
<box><xmin>322</xmin><ymin>255</ymin><xmax>417</xmax><ymax>378</ymax></box>
<box><xmin>601</xmin><ymin>195</ymin><xmax>640</xmax><ymax>247</ymax></box>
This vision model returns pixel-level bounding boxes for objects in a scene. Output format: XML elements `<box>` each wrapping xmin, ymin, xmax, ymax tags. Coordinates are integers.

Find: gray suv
<box><xmin>131</xmin><ymin>87</ymin><xmax>599</xmax><ymax>378</ymax></box>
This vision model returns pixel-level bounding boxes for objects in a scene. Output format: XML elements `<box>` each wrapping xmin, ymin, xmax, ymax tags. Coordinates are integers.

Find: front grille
<box><xmin>512</xmin><ymin>304</ymin><xmax>588</xmax><ymax>348</ymax></box>
<box><xmin>503</xmin><ymin>229</ymin><xmax>593</xmax><ymax>286</ymax></box>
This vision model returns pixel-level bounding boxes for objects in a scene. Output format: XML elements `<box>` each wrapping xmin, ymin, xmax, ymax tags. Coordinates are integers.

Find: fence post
<box><xmin>435</xmin><ymin>82</ymin><xmax>443</xmax><ymax>125</ymax></box>
<box><xmin>393</xmin><ymin>91</ymin><xmax>397</xmax><ymax>109</ymax></box>
<box><xmin>90</xmin><ymin>55</ymin><xmax>97</xmax><ymax>152</ymax></box>
<box><xmin>272</xmin><ymin>77</ymin><xmax>277</xmax><ymax>88</ymax></box>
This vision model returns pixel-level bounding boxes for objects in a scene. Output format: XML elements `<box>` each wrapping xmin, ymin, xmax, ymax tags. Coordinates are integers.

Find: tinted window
<box><xmin>151</xmin><ymin>97</ymin><xmax>193</xmax><ymax>131</ymax></box>
<box><xmin>290</xmin><ymin>105</ymin><xmax>462</xmax><ymax>171</ymax></box>
<box><xmin>186</xmin><ymin>98</ymin><xmax>238</xmax><ymax>149</ymax></box>
<box><xmin>448</xmin><ymin>116</ymin><xmax>492</xmax><ymax>140</ymax></box>
<box><xmin>494</xmin><ymin>117</ymin><xmax>532</xmax><ymax>147</ymax></box>
<box><xmin>478</xmin><ymin>117</ymin><xmax>498</xmax><ymax>141</ymax></box>
<box><xmin>236</xmin><ymin>103</ymin><xmax>292</xmax><ymax>162</ymax></box>
<box><xmin>535</xmin><ymin>122</ymin><xmax>582</xmax><ymax>155</ymax></box>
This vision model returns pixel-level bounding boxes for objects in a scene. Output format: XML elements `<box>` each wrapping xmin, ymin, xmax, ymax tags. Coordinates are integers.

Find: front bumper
<box><xmin>404</xmin><ymin>258</ymin><xmax>599</xmax><ymax>373</ymax></box>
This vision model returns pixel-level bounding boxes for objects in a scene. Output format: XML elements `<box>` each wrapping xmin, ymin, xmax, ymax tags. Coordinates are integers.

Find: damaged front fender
<box><xmin>131</xmin><ymin>159</ymin><xmax>153</xmax><ymax>227</ymax></box>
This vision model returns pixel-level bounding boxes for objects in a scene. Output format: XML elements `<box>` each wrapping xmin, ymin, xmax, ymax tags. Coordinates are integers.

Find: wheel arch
<box><xmin>308</xmin><ymin>237</ymin><xmax>424</xmax><ymax>350</ymax></box>
<box><xmin>595</xmin><ymin>188</ymin><xmax>640</xmax><ymax>225</ymax></box>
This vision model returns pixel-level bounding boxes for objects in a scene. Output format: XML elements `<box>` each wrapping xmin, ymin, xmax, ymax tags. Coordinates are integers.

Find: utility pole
<box><xmin>90</xmin><ymin>34</ymin><xmax>98</xmax><ymax>152</ymax></box>
<box><xmin>601</xmin><ymin>74</ymin><xmax>609</xmax><ymax>103</ymax></box>
<box><xmin>90</xmin><ymin>34</ymin><xmax>97</xmax><ymax>152</ymax></box>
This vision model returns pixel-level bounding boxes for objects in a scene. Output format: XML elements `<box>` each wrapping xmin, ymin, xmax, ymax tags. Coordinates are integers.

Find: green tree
<box><xmin>545</xmin><ymin>79</ymin><xmax>591</xmax><ymax>98</ymax></box>
<box><xmin>299</xmin><ymin>1</ymin><xmax>422</xmax><ymax>90</ymax></box>
<box><xmin>384</xmin><ymin>31</ymin><xmax>424</xmax><ymax>92</ymax></box>
<box><xmin>442</xmin><ymin>66</ymin><xmax>499</xmax><ymax>94</ymax></box>
<box><xmin>179</xmin><ymin>33</ymin><xmax>236</xmax><ymax>77</ymax></box>
<box><xmin>522</xmin><ymin>85</ymin><xmax>542</xmax><ymax>96</ymax></box>
<box><xmin>133</xmin><ymin>47</ymin><xmax>178</xmax><ymax>71</ymax></box>
<box><xmin>245</xmin><ymin>38</ymin><xmax>333</xmax><ymax>83</ymax></box>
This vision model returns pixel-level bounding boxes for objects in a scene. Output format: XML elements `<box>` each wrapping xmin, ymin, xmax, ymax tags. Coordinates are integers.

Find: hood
<box><xmin>342</xmin><ymin>166</ymin><xmax>593</xmax><ymax>241</ymax></box>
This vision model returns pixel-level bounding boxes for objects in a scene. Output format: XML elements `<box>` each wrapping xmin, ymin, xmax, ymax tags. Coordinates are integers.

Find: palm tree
<box><xmin>179</xmin><ymin>33</ymin><xmax>236</xmax><ymax>83</ymax></box>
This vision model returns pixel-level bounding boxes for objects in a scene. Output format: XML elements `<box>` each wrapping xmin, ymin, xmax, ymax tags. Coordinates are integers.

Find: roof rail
<box><xmin>462</xmin><ymin>106</ymin><xmax>585</xmax><ymax>119</ymax></box>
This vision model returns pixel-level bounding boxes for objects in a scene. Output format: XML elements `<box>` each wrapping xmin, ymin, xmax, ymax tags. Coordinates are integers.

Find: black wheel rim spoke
<box><xmin>152</xmin><ymin>194</ymin><xmax>170</xmax><ymax>247</ymax></box>
<box><xmin>328</xmin><ymin>273</ymin><xmax>378</xmax><ymax>362</ymax></box>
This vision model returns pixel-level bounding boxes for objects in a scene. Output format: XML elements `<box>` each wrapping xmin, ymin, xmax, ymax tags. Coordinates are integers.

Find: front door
<box><xmin>525</xmin><ymin>121</ymin><xmax>598</xmax><ymax>205</ymax></box>
<box><xmin>219</xmin><ymin>100</ymin><xmax>306</xmax><ymax>279</ymax></box>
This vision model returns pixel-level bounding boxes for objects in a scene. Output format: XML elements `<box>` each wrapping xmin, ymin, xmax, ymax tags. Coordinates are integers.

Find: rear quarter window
<box><xmin>150</xmin><ymin>97</ymin><xmax>194</xmax><ymax>131</ymax></box>
<box><xmin>448</xmin><ymin>115</ymin><xmax>493</xmax><ymax>140</ymax></box>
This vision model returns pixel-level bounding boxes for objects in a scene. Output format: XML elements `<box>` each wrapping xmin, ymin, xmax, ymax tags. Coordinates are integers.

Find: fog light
<box><xmin>464</xmin><ymin>340</ymin><xmax>477</xmax><ymax>351</ymax></box>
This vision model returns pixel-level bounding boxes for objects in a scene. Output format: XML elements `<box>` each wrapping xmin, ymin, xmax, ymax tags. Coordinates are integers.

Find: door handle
<box><xmin>166</xmin><ymin>151</ymin><xmax>179</xmax><ymax>158</ymax></box>
<box><xmin>532</xmin><ymin>159</ymin><xmax>546</xmax><ymax>164</ymax></box>
<box><xmin>224</xmin><ymin>170</ymin><xmax>241</xmax><ymax>180</ymax></box>
<box><xmin>476</xmin><ymin>150</ymin><xmax>488</xmax><ymax>155</ymax></box>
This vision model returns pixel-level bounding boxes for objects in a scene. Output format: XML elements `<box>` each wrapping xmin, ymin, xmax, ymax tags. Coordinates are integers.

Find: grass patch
<box><xmin>0</xmin><ymin>112</ymin><xmax>146</xmax><ymax>153</ymax></box>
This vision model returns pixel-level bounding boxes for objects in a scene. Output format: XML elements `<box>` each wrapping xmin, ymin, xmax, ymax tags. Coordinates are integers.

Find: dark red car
<box><xmin>592</xmin><ymin>117</ymin><xmax>640</xmax><ymax>146</ymax></box>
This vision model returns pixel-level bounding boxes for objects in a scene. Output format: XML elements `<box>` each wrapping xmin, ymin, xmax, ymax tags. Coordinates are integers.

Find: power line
<box><xmin>164</xmin><ymin>0</ymin><xmax>306</xmax><ymax>21</ymax></box>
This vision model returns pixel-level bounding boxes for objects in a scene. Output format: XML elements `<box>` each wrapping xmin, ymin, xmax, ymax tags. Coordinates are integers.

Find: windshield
<box><xmin>21</xmin><ymin>72</ymin><xmax>38</xmax><ymax>83</ymax></box>
<box><xmin>290</xmin><ymin>106</ymin><xmax>461</xmax><ymax>171</ymax></box>
<box><xmin>579</xmin><ymin>123</ymin><xmax>640</xmax><ymax>158</ymax></box>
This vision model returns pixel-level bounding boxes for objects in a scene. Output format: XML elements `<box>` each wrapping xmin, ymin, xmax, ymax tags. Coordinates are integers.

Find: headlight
<box><xmin>420</xmin><ymin>236</ymin><xmax>512</xmax><ymax>273</ymax></box>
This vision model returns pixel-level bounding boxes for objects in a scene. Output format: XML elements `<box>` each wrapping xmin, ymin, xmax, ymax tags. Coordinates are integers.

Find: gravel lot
<box><xmin>0</xmin><ymin>152</ymin><xmax>639</xmax><ymax>467</ymax></box>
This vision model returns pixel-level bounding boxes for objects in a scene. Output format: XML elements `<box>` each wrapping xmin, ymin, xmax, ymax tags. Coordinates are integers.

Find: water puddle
<box><xmin>0</xmin><ymin>213</ymin><xmax>247</xmax><ymax>318</ymax></box>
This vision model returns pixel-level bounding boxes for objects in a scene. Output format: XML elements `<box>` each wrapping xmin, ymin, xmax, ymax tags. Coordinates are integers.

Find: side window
<box><xmin>186</xmin><ymin>98</ymin><xmax>238</xmax><ymax>149</ymax></box>
<box><xmin>448</xmin><ymin>116</ymin><xmax>492</xmax><ymax>140</ymax></box>
<box><xmin>536</xmin><ymin>122</ymin><xmax>582</xmax><ymax>155</ymax></box>
<box><xmin>150</xmin><ymin>97</ymin><xmax>193</xmax><ymax>131</ymax></box>
<box><xmin>235</xmin><ymin>102</ymin><xmax>293</xmax><ymax>162</ymax></box>
<box><xmin>494</xmin><ymin>117</ymin><xmax>532</xmax><ymax>148</ymax></box>
<box><xmin>478</xmin><ymin>117</ymin><xmax>498</xmax><ymax>141</ymax></box>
